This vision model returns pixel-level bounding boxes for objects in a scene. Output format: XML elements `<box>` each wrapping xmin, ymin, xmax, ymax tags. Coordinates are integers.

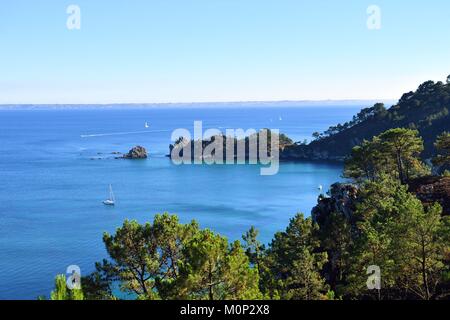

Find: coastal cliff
<box><xmin>312</xmin><ymin>177</ymin><xmax>450</xmax><ymax>222</ymax></box>
<box><xmin>281</xmin><ymin>77</ymin><xmax>450</xmax><ymax>162</ymax></box>
<box><xmin>408</xmin><ymin>176</ymin><xmax>450</xmax><ymax>215</ymax></box>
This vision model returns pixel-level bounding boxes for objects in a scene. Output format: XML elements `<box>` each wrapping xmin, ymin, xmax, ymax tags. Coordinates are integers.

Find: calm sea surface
<box><xmin>0</xmin><ymin>105</ymin><xmax>360</xmax><ymax>299</ymax></box>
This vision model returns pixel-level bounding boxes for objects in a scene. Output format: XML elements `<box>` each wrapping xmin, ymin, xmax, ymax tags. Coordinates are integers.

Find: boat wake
<box><xmin>80</xmin><ymin>129</ymin><xmax>170</xmax><ymax>138</ymax></box>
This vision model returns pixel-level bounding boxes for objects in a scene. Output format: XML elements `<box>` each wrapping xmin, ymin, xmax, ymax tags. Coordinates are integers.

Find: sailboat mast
<box><xmin>109</xmin><ymin>184</ymin><xmax>115</xmax><ymax>202</ymax></box>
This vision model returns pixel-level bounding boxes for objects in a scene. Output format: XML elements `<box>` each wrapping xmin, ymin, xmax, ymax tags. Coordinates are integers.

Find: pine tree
<box><xmin>378</xmin><ymin>128</ymin><xmax>424</xmax><ymax>183</ymax></box>
<box><xmin>100</xmin><ymin>213</ymin><xmax>199</xmax><ymax>299</ymax></box>
<box><xmin>346</xmin><ymin>178</ymin><xmax>450</xmax><ymax>299</ymax></box>
<box><xmin>176</xmin><ymin>229</ymin><xmax>261</xmax><ymax>300</ymax></box>
<box><xmin>242</xmin><ymin>226</ymin><xmax>265</xmax><ymax>270</ymax></box>
<box><xmin>264</xmin><ymin>214</ymin><xmax>328</xmax><ymax>300</ymax></box>
<box><xmin>285</xmin><ymin>248</ymin><xmax>328</xmax><ymax>300</ymax></box>
<box><xmin>344</xmin><ymin>138</ymin><xmax>384</xmax><ymax>182</ymax></box>
<box><xmin>433</xmin><ymin>132</ymin><xmax>450</xmax><ymax>168</ymax></box>
<box><xmin>344</xmin><ymin>128</ymin><xmax>427</xmax><ymax>184</ymax></box>
<box><xmin>50</xmin><ymin>275</ymin><xmax>84</xmax><ymax>300</ymax></box>
<box><xmin>394</xmin><ymin>203</ymin><xmax>449</xmax><ymax>299</ymax></box>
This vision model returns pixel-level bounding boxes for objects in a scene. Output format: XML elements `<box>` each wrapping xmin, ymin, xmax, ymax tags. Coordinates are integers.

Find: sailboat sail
<box><xmin>109</xmin><ymin>185</ymin><xmax>115</xmax><ymax>202</ymax></box>
<box><xmin>103</xmin><ymin>184</ymin><xmax>115</xmax><ymax>206</ymax></box>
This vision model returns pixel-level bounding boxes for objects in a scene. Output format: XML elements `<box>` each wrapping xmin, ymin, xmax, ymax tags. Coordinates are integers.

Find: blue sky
<box><xmin>1</xmin><ymin>0</ymin><xmax>450</xmax><ymax>104</ymax></box>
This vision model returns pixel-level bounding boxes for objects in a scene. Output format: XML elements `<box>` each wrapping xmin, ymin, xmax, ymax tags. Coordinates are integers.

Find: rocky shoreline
<box><xmin>280</xmin><ymin>144</ymin><xmax>347</xmax><ymax>162</ymax></box>
<box><xmin>312</xmin><ymin>177</ymin><xmax>450</xmax><ymax>220</ymax></box>
<box><xmin>89</xmin><ymin>146</ymin><xmax>148</xmax><ymax>160</ymax></box>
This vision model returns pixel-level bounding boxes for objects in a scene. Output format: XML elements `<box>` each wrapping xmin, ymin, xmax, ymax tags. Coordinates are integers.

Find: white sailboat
<box><xmin>103</xmin><ymin>184</ymin><xmax>115</xmax><ymax>206</ymax></box>
<box><xmin>145</xmin><ymin>122</ymin><xmax>150</xmax><ymax>128</ymax></box>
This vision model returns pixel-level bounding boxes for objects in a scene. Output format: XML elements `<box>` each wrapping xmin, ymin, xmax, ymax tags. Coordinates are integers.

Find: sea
<box><xmin>0</xmin><ymin>104</ymin><xmax>362</xmax><ymax>299</ymax></box>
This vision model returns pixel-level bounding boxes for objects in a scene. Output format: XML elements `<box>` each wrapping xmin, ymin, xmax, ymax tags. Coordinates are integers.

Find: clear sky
<box><xmin>1</xmin><ymin>0</ymin><xmax>450</xmax><ymax>104</ymax></box>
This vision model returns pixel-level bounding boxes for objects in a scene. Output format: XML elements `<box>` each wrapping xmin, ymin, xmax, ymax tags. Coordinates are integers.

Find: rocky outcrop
<box><xmin>408</xmin><ymin>176</ymin><xmax>450</xmax><ymax>215</ymax></box>
<box><xmin>312</xmin><ymin>177</ymin><xmax>450</xmax><ymax>225</ymax></box>
<box><xmin>123</xmin><ymin>146</ymin><xmax>148</xmax><ymax>159</ymax></box>
<box><xmin>311</xmin><ymin>183</ymin><xmax>359</xmax><ymax>224</ymax></box>
<box><xmin>169</xmin><ymin>130</ymin><xmax>293</xmax><ymax>162</ymax></box>
<box><xmin>280</xmin><ymin>144</ymin><xmax>347</xmax><ymax>162</ymax></box>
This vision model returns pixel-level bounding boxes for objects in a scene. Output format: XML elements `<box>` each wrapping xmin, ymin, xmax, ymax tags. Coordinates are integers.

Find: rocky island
<box><xmin>122</xmin><ymin>146</ymin><xmax>148</xmax><ymax>159</ymax></box>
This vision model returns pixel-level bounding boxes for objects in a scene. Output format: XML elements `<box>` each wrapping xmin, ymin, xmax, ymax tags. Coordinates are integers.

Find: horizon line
<box><xmin>0</xmin><ymin>98</ymin><xmax>397</xmax><ymax>107</ymax></box>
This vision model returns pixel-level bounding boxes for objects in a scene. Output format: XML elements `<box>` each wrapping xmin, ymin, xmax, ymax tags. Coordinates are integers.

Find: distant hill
<box><xmin>281</xmin><ymin>76</ymin><xmax>450</xmax><ymax>161</ymax></box>
<box><xmin>0</xmin><ymin>99</ymin><xmax>395</xmax><ymax>110</ymax></box>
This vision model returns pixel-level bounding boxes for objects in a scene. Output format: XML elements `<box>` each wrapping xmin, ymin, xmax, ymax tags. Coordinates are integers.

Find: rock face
<box><xmin>311</xmin><ymin>183</ymin><xmax>359</xmax><ymax>224</ymax></box>
<box><xmin>312</xmin><ymin>177</ymin><xmax>450</xmax><ymax>223</ymax></box>
<box><xmin>408</xmin><ymin>176</ymin><xmax>450</xmax><ymax>215</ymax></box>
<box><xmin>123</xmin><ymin>146</ymin><xmax>148</xmax><ymax>159</ymax></box>
<box><xmin>280</xmin><ymin>144</ymin><xmax>347</xmax><ymax>162</ymax></box>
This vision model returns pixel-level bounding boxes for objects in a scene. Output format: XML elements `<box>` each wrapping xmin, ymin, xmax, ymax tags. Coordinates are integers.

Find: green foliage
<box><xmin>345</xmin><ymin>178</ymin><xmax>450</xmax><ymax>299</ymax></box>
<box><xmin>378</xmin><ymin>128</ymin><xmax>425</xmax><ymax>183</ymax></box>
<box><xmin>81</xmin><ymin>264</ymin><xmax>115</xmax><ymax>300</ymax></box>
<box><xmin>299</xmin><ymin>76</ymin><xmax>450</xmax><ymax>162</ymax></box>
<box><xmin>321</xmin><ymin>103</ymin><xmax>387</xmax><ymax>138</ymax></box>
<box><xmin>99</xmin><ymin>213</ymin><xmax>199</xmax><ymax>299</ymax></box>
<box><xmin>283</xmin><ymin>247</ymin><xmax>328</xmax><ymax>300</ymax></box>
<box><xmin>314</xmin><ymin>211</ymin><xmax>353</xmax><ymax>295</ymax></box>
<box><xmin>345</xmin><ymin>128</ymin><xmax>428</xmax><ymax>184</ymax></box>
<box><xmin>326</xmin><ymin>290</ymin><xmax>340</xmax><ymax>300</ymax></box>
<box><xmin>422</xmin><ymin>107</ymin><xmax>448</xmax><ymax>126</ymax></box>
<box><xmin>312</xmin><ymin>132</ymin><xmax>321</xmax><ymax>140</ymax></box>
<box><xmin>346</xmin><ymin>179</ymin><xmax>416</xmax><ymax>299</ymax></box>
<box><xmin>242</xmin><ymin>226</ymin><xmax>265</xmax><ymax>270</ymax></box>
<box><xmin>50</xmin><ymin>275</ymin><xmax>84</xmax><ymax>300</ymax></box>
<box><xmin>344</xmin><ymin>138</ymin><xmax>383</xmax><ymax>182</ymax></box>
<box><xmin>393</xmin><ymin>203</ymin><xmax>448</xmax><ymax>300</ymax></box>
<box><xmin>433</xmin><ymin>132</ymin><xmax>450</xmax><ymax>168</ymax></box>
<box><xmin>261</xmin><ymin>214</ymin><xmax>329</xmax><ymax>300</ymax></box>
<box><xmin>176</xmin><ymin>230</ymin><xmax>261</xmax><ymax>300</ymax></box>
<box><xmin>80</xmin><ymin>213</ymin><xmax>261</xmax><ymax>300</ymax></box>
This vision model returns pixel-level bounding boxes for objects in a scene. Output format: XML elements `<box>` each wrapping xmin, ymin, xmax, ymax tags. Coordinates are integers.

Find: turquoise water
<box><xmin>0</xmin><ymin>105</ymin><xmax>360</xmax><ymax>299</ymax></box>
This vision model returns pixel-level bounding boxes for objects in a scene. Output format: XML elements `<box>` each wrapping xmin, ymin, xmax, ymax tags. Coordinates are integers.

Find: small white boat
<box><xmin>318</xmin><ymin>185</ymin><xmax>323</xmax><ymax>192</ymax></box>
<box><xmin>103</xmin><ymin>184</ymin><xmax>115</xmax><ymax>206</ymax></box>
<box><xmin>279</xmin><ymin>116</ymin><xmax>283</xmax><ymax>121</ymax></box>
<box><xmin>145</xmin><ymin>122</ymin><xmax>150</xmax><ymax>128</ymax></box>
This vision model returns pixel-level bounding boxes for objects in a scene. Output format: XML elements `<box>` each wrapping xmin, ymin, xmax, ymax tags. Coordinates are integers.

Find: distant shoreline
<box><xmin>0</xmin><ymin>100</ymin><xmax>396</xmax><ymax>110</ymax></box>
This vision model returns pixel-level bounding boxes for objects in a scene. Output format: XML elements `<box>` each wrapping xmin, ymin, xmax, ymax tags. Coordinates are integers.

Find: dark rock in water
<box><xmin>111</xmin><ymin>151</ymin><xmax>122</xmax><ymax>155</ymax></box>
<box><xmin>123</xmin><ymin>146</ymin><xmax>148</xmax><ymax>159</ymax></box>
<box><xmin>409</xmin><ymin>176</ymin><xmax>450</xmax><ymax>216</ymax></box>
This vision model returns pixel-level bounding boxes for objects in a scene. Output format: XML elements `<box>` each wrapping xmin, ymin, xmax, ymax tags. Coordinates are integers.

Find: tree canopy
<box><xmin>433</xmin><ymin>132</ymin><xmax>450</xmax><ymax>169</ymax></box>
<box><xmin>345</xmin><ymin>128</ymin><xmax>428</xmax><ymax>183</ymax></box>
